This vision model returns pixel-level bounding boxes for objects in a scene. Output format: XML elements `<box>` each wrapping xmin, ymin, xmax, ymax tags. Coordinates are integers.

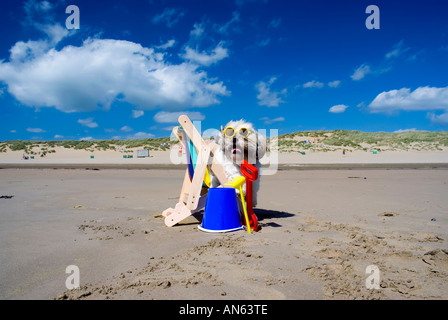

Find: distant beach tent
<box><xmin>137</xmin><ymin>150</ymin><xmax>150</xmax><ymax>158</ymax></box>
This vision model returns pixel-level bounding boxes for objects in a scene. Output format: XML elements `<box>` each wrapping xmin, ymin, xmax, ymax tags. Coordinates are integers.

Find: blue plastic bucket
<box><xmin>199</xmin><ymin>188</ymin><xmax>243</xmax><ymax>233</ymax></box>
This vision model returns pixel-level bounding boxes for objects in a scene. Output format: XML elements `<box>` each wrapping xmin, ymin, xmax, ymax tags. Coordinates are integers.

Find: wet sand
<box><xmin>0</xmin><ymin>168</ymin><xmax>447</xmax><ymax>300</ymax></box>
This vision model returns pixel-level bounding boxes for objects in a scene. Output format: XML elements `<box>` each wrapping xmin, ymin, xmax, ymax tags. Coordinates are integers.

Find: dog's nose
<box><xmin>232</xmin><ymin>137</ymin><xmax>237</xmax><ymax>144</ymax></box>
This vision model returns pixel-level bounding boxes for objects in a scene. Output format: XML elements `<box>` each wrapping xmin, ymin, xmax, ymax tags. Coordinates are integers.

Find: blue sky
<box><xmin>1</xmin><ymin>0</ymin><xmax>448</xmax><ymax>141</ymax></box>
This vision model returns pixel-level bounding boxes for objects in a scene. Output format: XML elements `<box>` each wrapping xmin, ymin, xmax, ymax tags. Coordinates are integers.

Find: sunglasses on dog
<box><xmin>223</xmin><ymin>126</ymin><xmax>251</xmax><ymax>138</ymax></box>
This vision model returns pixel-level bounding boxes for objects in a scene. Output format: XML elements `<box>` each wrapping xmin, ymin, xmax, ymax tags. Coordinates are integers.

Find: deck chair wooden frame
<box><xmin>162</xmin><ymin>115</ymin><xmax>229</xmax><ymax>227</ymax></box>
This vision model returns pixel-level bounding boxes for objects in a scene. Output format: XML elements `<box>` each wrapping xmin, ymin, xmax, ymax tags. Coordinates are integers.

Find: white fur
<box><xmin>210</xmin><ymin>119</ymin><xmax>266</xmax><ymax>206</ymax></box>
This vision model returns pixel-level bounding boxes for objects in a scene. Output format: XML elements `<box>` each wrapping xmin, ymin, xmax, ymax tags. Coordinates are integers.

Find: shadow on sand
<box><xmin>176</xmin><ymin>208</ymin><xmax>295</xmax><ymax>230</ymax></box>
<box><xmin>253</xmin><ymin>208</ymin><xmax>295</xmax><ymax>229</ymax></box>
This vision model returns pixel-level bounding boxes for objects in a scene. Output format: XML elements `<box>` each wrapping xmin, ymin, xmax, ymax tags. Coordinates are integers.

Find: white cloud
<box><xmin>24</xmin><ymin>0</ymin><xmax>53</xmax><ymax>15</ymax></box>
<box><xmin>120</xmin><ymin>126</ymin><xmax>133</xmax><ymax>132</ymax></box>
<box><xmin>26</xmin><ymin>127</ymin><xmax>45</xmax><ymax>133</ymax></box>
<box><xmin>351</xmin><ymin>64</ymin><xmax>371</xmax><ymax>80</ymax></box>
<box><xmin>368</xmin><ymin>86</ymin><xmax>448</xmax><ymax>126</ymax></box>
<box><xmin>190</xmin><ymin>22</ymin><xmax>205</xmax><ymax>38</ymax></box>
<box><xmin>131</xmin><ymin>110</ymin><xmax>144</xmax><ymax>118</ymax></box>
<box><xmin>349</xmin><ymin>42</ymin><xmax>409</xmax><ymax>85</ymax></box>
<box><xmin>328</xmin><ymin>80</ymin><xmax>341</xmax><ymax>88</ymax></box>
<box><xmin>182</xmin><ymin>42</ymin><xmax>229</xmax><ymax>66</ymax></box>
<box><xmin>78</xmin><ymin>118</ymin><xmax>98</xmax><ymax>128</ymax></box>
<box><xmin>9</xmin><ymin>23</ymin><xmax>69</xmax><ymax>64</ymax></box>
<box><xmin>79</xmin><ymin>136</ymin><xmax>94</xmax><ymax>141</ymax></box>
<box><xmin>126</xmin><ymin>132</ymin><xmax>155</xmax><ymax>139</ymax></box>
<box><xmin>54</xmin><ymin>134</ymin><xmax>64</xmax><ymax>139</ymax></box>
<box><xmin>393</xmin><ymin>128</ymin><xmax>417</xmax><ymax>133</ymax></box>
<box><xmin>152</xmin><ymin>8</ymin><xmax>185</xmax><ymax>28</ymax></box>
<box><xmin>156</xmin><ymin>39</ymin><xmax>176</xmax><ymax>50</ymax></box>
<box><xmin>10</xmin><ymin>130</ymin><xmax>17</xmax><ymax>133</ymax></box>
<box><xmin>9</xmin><ymin>39</ymin><xmax>48</xmax><ymax>63</ymax></box>
<box><xmin>154</xmin><ymin>111</ymin><xmax>205</xmax><ymax>123</ymax></box>
<box><xmin>23</xmin><ymin>0</ymin><xmax>54</xmax><ymax>27</ymax></box>
<box><xmin>256</xmin><ymin>77</ymin><xmax>287</xmax><ymax>107</ymax></box>
<box><xmin>385</xmin><ymin>40</ymin><xmax>410</xmax><ymax>59</ymax></box>
<box><xmin>368</xmin><ymin>86</ymin><xmax>448</xmax><ymax>113</ymax></box>
<box><xmin>22</xmin><ymin>0</ymin><xmax>69</xmax><ymax>46</ymax></box>
<box><xmin>329</xmin><ymin>104</ymin><xmax>349</xmax><ymax>114</ymax></box>
<box><xmin>0</xmin><ymin>38</ymin><xmax>230</xmax><ymax>112</ymax></box>
<box><xmin>39</xmin><ymin>23</ymin><xmax>69</xmax><ymax>45</ymax></box>
<box><xmin>260</xmin><ymin>116</ymin><xmax>285</xmax><ymax>124</ymax></box>
<box><xmin>303</xmin><ymin>80</ymin><xmax>324</xmax><ymax>89</ymax></box>
<box><xmin>427</xmin><ymin>112</ymin><xmax>448</xmax><ymax>126</ymax></box>
<box><xmin>216</xmin><ymin>11</ymin><xmax>240</xmax><ymax>34</ymax></box>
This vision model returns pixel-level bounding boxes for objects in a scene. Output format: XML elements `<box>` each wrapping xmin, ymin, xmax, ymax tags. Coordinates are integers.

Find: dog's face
<box><xmin>216</xmin><ymin>119</ymin><xmax>266</xmax><ymax>164</ymax></box>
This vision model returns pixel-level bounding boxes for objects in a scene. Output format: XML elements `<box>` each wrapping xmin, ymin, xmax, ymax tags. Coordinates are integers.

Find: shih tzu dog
<box><xmin>211</xmin><ymin>119</ymin><xmax>267</xmax><ymax>206</ymax></box>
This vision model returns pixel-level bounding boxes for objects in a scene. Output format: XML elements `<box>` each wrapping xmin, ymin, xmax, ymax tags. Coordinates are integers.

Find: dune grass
<box><xmin>1</xmin><ymin>130</ymin><xmax>447</xmax><ymax>154</ymax></box>
<box><xmin>0</xmin><ymin>137</ymin><xmax>172</xmax><ymax>154</ymax></box>
<box><xmin>274</xmin><ymin>130</ymin><xmax>448</xmax><ymax>152</ymax></box>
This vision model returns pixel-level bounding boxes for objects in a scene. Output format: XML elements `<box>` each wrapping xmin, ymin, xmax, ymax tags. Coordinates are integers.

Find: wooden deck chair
<box><xmin>162</xmin><ymin>115</ymin><xmax>229</xmax><ymax>227</ymax></box>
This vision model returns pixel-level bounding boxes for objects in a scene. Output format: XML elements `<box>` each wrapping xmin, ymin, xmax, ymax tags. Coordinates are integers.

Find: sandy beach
<box><xmin>1</xmin><ymin>151</ymin><xmax>447</xmax><ymax>299</ymax></box>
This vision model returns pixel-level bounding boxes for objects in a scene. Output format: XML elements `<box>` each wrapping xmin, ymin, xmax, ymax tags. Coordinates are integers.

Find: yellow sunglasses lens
<box><xmin>224</xmin><ymin>127</ymin><xmax>235</xmax><ymax>137</ymax></box>
<box><xmin>238</xmin><ymin>128</ymin><xmax>249</xmax><ymax>137</ymax></box>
